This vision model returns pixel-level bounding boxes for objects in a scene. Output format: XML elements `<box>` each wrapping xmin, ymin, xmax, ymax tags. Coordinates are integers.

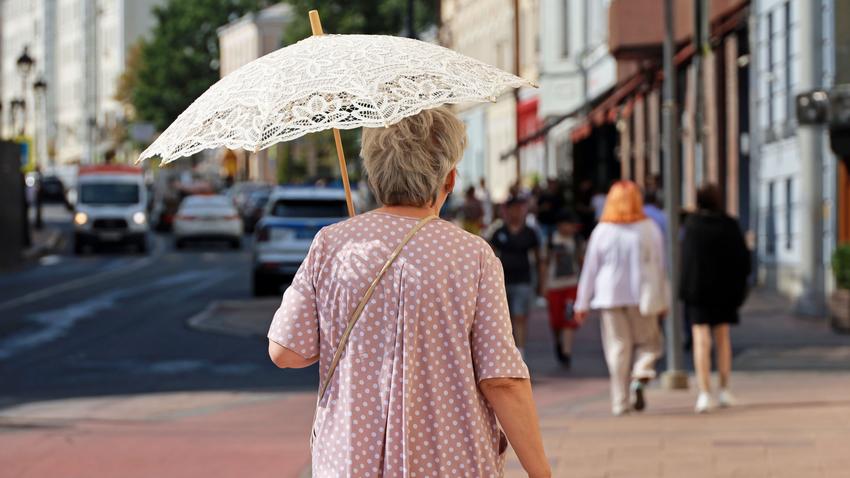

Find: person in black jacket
<box><xmin>680</xmin><ymin>184</ymin><xmax>751</xmax><ymax>413</ymax></box>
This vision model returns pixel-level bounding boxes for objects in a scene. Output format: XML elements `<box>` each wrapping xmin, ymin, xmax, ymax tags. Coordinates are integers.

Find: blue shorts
<box><xmin>505</xmin><ymin>283</ymin><xmax>533</xmax><ymax>317</ymax></box>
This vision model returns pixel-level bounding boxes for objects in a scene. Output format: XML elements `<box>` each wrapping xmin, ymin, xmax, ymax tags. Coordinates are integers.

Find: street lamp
<box><xmin>16</xmin><ymin>46</ymin><xmax>34</xmax><ymax>78</ymax></box>
<box><xmin>15</xmin><ymin>46</ymin><xmax>35</xmax><ymax>137</ymax></box>
<box><xmin>33</xmin><ymin>77</ymin><xmax>47</xmax><ymax>94</ymax></box>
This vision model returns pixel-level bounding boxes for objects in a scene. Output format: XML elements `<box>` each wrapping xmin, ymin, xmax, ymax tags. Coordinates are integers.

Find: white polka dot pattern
<box><xmin>268</xmin><ymin>212</ymin><xmax>529</xmax><ymax>477</ymax></box>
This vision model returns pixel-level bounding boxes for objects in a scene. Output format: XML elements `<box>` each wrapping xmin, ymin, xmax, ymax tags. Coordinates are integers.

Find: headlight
<box><xmin>132</xmin><ymin>211</ymin><xmax>147</xmax><ymax>225</ymax></box>
<box><xmin>74</xmin><ymin>212</ymin><xmax>88</xmax><ymax>225</ymax></box>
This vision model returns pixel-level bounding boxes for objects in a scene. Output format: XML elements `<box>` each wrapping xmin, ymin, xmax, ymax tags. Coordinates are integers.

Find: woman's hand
<box><xmin>574</xmin><ymin>309</ymin><xmax>589</xmax><ymax>325</ymax></box>
<box><xmin>479</xmin><ymin>378</ymin><xmax>550</xmax><ymax>478</ymax></box>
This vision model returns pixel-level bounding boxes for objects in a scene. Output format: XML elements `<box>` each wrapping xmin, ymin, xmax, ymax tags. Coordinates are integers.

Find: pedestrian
<box><xmin>460</xmin><ymin>184</ymin><xmax>485</xmax><ymax>235</ymax></box>
<box><xmin>537</xmin><ymin>178</ymin><xmax>564</xmax><ymax>241</ymax></box>
<box><xmin>574</xmin><ymin>180</ymin><xmax>666</xmax><ymax>416</ymax></box>
<box><xmin>680</xmin><ymin>184</ymin><xmax>750</xmax><ymax>413</ymax></box>
<box><xmin>542</xmin><ymin>211</ymin><xmax>585</xmax><ymax>367</ymax></box>
<box><xmin>477</xmin><ymin>177</ymin><xmax>494</xmax><ymax>226</ymax></box>
<box><xmin>591</xmin><ymin>186</ymin><xmax>607</xmax><ymax>222</ymax></box>
<box><xmin>490</xmin><ymin>196</ymin><xmax>544</xmax><ymax>356</ymax></box>
<box><xmin>267</xmin><ymin>107</ymin><xmax>550</xmax><ymax>478</ymax></box>
<box><xmin>642</xmin><ymin>189</ymin><xmax>667</xmax><ymax>238</ymax></box>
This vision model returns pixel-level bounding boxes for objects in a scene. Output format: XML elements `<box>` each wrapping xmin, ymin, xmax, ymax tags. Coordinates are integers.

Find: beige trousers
<box><xmin>600</xmin><ymin>306</ymin><xmax>664</xmax><ymax>413</ymax></box>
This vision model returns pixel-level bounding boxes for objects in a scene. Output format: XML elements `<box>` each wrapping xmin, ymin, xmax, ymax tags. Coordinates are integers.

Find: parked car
<box><xmin>252</xmin><ymin>186</ymin><xmax>348</xmax><ymax>296</ymax></box>
<box><xmin>242</xmin><ymin>187</ymin><xmax>272</xmax><ymax>233</ymax></box>
<box><xmin>73</xmin><ymin>165</ymin><xmax>149</xmax><ymax>254</ymax></box>
<box><xmin>173</xmin><ymin>194</ymin><xmax>243</xmax><ymax>249</ymax></box>
<box><xmin>40</xmin><ymin>175</ymin><xmax>68</xmax><ymax>204</ymax></box>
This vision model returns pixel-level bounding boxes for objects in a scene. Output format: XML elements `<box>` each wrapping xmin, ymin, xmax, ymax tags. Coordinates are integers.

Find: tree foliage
<box><xmin>281</xmin><ymin>0</ymin><xmax>436</xmax><ymax>44</ymax></box>
<box><xmin>131</xmin><ymin>0</ymin><xmax>271</xmax><ymax>131</ymax></box>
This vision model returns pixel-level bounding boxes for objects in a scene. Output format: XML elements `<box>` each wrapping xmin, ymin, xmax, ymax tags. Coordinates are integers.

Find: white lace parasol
<box><xmin>138</xmin><ymin>33</ymin><xmax>532</xmax><ymax>164</ymax></box>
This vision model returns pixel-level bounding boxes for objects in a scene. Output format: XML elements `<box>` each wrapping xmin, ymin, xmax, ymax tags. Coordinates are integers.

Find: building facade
<box><xmin>751</xmin><ymin>0</ymin><xmax>838</xmax><ymax>310</ymax></box>
<box><xmin>440</xmin><ymin>0</ymin><xmax>539</xmax><ymax>201</ymax></box>
<box><xmin>217</xmin><ymin>3</ymin><xmax>291</xmax><ymax>183</ymax></box>
<box><xmin>1</xmin><ymin>0</ymin><xmax>163</xmax><ymax>166</ymax></box>
<box><xmin>537</xmin><ymin>0</ymin><xmax>617</xmax><ymax>191</ymax></box>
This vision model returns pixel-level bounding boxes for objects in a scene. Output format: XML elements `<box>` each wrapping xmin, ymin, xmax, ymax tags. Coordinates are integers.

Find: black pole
<box><xmin>661</xmin><ymin>0</ymin><xmax>688</xmax><ymax>390</ymax></box>
<box><xmin>406</xmin><ymin>0</ymin><xmax>415</xmax><ymax>38</ymax></box>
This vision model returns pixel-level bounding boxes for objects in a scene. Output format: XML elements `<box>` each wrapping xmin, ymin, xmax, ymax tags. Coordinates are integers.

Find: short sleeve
<box><xmin>267</xmin><ymin>232</ymin><xmax>322</xmax><ymax>359</ymax></box>
<box><xmin>470</xmin><ymin>249</ymin><xmax>530</xmax><ymax>382</ymax></box>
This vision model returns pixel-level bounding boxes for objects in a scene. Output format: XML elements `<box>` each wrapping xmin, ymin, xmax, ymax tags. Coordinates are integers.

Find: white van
<box><xmin>73</xmin><ymin>165</ymin><xmax>149</xmax><ymax>254</ymax></box>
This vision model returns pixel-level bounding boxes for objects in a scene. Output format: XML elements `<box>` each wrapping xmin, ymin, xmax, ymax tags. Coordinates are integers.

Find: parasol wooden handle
<box><xmin>309</xmin><ymin>10</ymin><xmax>356</xmax><ymax>217</ymax></box>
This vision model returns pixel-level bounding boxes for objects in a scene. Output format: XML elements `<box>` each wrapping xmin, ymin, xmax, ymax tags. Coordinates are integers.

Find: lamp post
<box><xmin>32</xmin><ymin>76</ymin><xmax>48</xmax><ymax>230</ymax></box>
<box><xmin>16</xmin><ymin>47</ymin><xmax>34</xmax><ymax>137</ymax></box>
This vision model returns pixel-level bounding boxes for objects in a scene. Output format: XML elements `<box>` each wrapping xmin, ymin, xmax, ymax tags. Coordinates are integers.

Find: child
<box><xmin>543</xmin><ymin>211</ymin><xmax>585</xmax><ymax>367</ymax></box>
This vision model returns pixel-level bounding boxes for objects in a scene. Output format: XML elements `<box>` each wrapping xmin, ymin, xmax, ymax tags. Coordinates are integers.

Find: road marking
<box><xmin>0</xmin><ymin>235</ymin><xmax>167</xmax><ymax>313</ymax></box>
<box><xmin>0</xmin><ymin>268</ymin><xmax>224</xmax><ymax>360</ymax></box>
<box><xmin>38</xmin><ymin>255</ymin><xmax>63</xmax><ymax>266</ymax></box>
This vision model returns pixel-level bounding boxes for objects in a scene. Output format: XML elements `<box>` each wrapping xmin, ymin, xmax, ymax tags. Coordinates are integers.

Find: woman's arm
<box><xmin>268</xmin><ymin>340</ymin><xmax>318</xmax><ymax>368</ymax></box>
<box><xmin>479</xmin><ymin>378</ymin><xmax>551</xmax><ymax>478</ymax></box>
<box><xmin>574</xmin><ymin>231</ymin><xmax>601</xmax><ymax>323</ymax></box>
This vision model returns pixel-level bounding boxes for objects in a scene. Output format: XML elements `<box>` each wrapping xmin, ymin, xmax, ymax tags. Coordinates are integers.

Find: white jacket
<box><xmin>575</xmin><ymin>219</ymin><xmax>665</xmax><ymax>311</ymax></box>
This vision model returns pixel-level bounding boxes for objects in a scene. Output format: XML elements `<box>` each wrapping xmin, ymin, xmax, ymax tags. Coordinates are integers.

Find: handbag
<box><xmin>639</xmin><ymin>233</ymin><xmax>668</xmax><ymax>317</ymax></box>
<box><xmin>310</xmin><ymin>214</ymin><xmax>437</xmax><ymax>447</ymax></box>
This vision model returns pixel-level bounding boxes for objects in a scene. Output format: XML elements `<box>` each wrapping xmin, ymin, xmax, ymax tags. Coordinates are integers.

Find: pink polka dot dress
<box><xmin>268</xmin><ymin>211</ymin><xmax>529</xmax><ymax>477</ymax></box>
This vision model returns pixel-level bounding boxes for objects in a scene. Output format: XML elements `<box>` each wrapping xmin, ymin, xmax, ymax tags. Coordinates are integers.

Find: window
<box><xmin>766</xmin><ymin>181</ymin><xmax>776</xmax><ymax>255</ymax></box>
<box><xmin>784</xmin><ymin>1</ymin><xmax>794</xmax><ymax>127</ymax></box>
<box><xmin>785</xmin><ymin>177</ymin><xmax>793</xmax><ymax>250</ymax></box>
<box><xmin>766</xmin><ymin>10</ymin><xmax>775</xmax><ymax>129</ymax></box>
<box><xmin>561</xmin><ymin>0</ymin><xmax>570</xmax><ymax>58</ymax></box>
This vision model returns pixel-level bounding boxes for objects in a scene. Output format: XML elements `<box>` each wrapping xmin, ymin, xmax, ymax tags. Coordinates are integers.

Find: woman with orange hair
<box><xmin>574</xmin><ymin>180</ymin><xmax>667</xmax><ymax>415</ymax></box>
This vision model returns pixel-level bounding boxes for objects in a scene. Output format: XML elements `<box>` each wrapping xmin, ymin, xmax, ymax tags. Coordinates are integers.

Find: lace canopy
<box><xmin>139</xmin><ymin>34</ymin><xmax>532</xmax><ymax>164</ymax></box>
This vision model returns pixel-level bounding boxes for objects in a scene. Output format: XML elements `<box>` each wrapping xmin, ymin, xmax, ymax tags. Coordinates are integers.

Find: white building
<box><xmin>752</xmin><ymin>0</ymin><xmax>838</xmax><ymax>310</ymax></box>
<box><xmin>537</xmin><ymin>0</ymin><xmax>616</xmax><ymax>181</ymax></box>
<box><xmin>1</xmin><ymin>0</ymin><xmax>163</xmax><ymax>166</ymax></box>
<box><xmin>218</xmin><ymin>3</ymin><xmax>291</xmax><ymax>182</ymax></box>
<box><xmin>440</xmin><ymin>0</ymin><xmax>540</xmax><ymax>201</ymax></box>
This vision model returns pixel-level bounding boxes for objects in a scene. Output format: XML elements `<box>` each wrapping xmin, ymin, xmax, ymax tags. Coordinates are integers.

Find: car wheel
<box><xmin>175</xmin><ymin>238</ymin><xmax>185</xmax><ymax>250</ymax></box>
<box><xmin>136</xmin><ymin>238</ymin><xmax>148</xmax><ymax>254</ymax></box>
<box><xmin>252</xmin><ymin>272</ymin><xmax>277</xmax><ymax>297</ymax></box>
<box><xmin>230</xmin><ymin>238</ymin><xmax>241</xmax><ymax>250</ymax></box>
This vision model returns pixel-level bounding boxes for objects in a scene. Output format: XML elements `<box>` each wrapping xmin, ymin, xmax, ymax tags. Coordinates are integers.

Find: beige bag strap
<box><xmin>317</xmin><ymin>214</ymin><xmax>437</xmax><ymax>402</ymax></box>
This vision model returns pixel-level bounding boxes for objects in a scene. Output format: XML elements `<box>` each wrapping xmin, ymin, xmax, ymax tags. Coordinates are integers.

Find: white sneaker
<box><xmin>717</xmin><ymin>389</ymin><xmax>736</xmax><ymax>408</ymax></box>
<box><xmin>695</xmin><ymin>392</ymin><xmax>714</xmax><ymax>413</ymax></box>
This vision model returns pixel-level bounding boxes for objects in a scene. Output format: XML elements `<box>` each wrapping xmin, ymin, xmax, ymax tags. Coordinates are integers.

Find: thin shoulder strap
<box><xmin>317</xmin><ymin>214</ymin><xmax>437</xmax><ymax>402</ymax></box>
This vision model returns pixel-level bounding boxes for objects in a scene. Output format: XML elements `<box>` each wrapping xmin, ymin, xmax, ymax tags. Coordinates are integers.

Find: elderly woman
<box><xmin>267</xmin><ymin>107</ymin><xmax>549</xmax><ymax>478</ymax></box>
<box><xmin>574</xmin><ymin>180</ymin><xmax>666</xmax><ymax>416</ymax></box>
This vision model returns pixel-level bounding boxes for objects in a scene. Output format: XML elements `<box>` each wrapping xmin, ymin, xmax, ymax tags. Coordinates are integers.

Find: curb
<box><xmin>186</xmin><ymin>298</ymin><xmax>279</xmax><ymax>338</ymax></box>
<box><xmin>21</xmin><ymin>229</ymin><xmax>64</xmax><ymax>261</ymax></box>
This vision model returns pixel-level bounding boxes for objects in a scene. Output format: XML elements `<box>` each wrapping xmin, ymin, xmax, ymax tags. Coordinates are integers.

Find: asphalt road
<box><xmin>0</xmin><ymin>206</ymin><xmax>316</xmax><ymax>410</ymax></box>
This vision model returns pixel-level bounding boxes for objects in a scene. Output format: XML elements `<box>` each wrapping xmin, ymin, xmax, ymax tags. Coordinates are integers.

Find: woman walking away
<box><xmin>574</xmin><ymin>181</ymin><xmax>666</xmax><ymax>416</ymax></box>
<box><xmin>681</xmin><ymin>184</ymin><xmax>750</xmax><ymax>413</ymax></box>
<box><xmin>267</xmin><ymin>107</ymin><xmax>550</xmax><ymax>478</ymax></box>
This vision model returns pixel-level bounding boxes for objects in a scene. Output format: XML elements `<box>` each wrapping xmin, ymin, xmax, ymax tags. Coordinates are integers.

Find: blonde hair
<box><xmin>361</xmin><ymin>107</ymin><xmax>467</xmax><ymax>207</ymax></box>
<box><xmin>599</xmin><ymin>180</ymin><xmax>647</xmax><ymax>223</ymax></box>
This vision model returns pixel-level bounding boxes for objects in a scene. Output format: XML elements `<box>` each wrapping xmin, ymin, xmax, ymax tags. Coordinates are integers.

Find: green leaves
<box><xmin>832</xmin><ymin>244</ymin><xmax>850</xmax><ymax>290</ymax></box>
<box><xmin>130</xmin><ymin>0</ymin><xmax>270</xmax><ymax>132</ymax></box>
<box><xmin>280</xmin><ymin>0</ymin><xmax>436</xmax><ymax>45</ymax></box>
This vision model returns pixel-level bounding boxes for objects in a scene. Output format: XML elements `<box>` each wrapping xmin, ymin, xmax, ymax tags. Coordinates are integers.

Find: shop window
<box><xmin>766</xmin><ymin>181</ymin><xmax>776</xmax><ymax>256</ymax></box>
<box><xmin>785</xmin><ymin>177</ymin><xmax>793</xmax><ymax>250</ymax></box>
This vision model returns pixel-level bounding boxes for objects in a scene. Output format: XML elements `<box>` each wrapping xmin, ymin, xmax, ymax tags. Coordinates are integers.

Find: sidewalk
<box><xmin>501</xmin><ymin>290</ymin><xmax>850</xmax><ymax>477</ymax></box>
<box><xmin>2</xmin><ymin>291</ymin><xmax>850</xmax><ymax>477</ymax></box>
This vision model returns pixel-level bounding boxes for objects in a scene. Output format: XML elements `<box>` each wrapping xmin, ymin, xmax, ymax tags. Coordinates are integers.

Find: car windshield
<box><xmin>182</xmin><ymin>195</ymin><xmax>231</xmax><ymax>208</ymax></box>
<box><xmin>79</xmin><ymin>183</ymin><xmax>139</xmax><ymax>205</ymax></box>
<box><xmin>270</xmin><ymin>199</ymin><xmax>348</xmax><ymax>218</ymax></box>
